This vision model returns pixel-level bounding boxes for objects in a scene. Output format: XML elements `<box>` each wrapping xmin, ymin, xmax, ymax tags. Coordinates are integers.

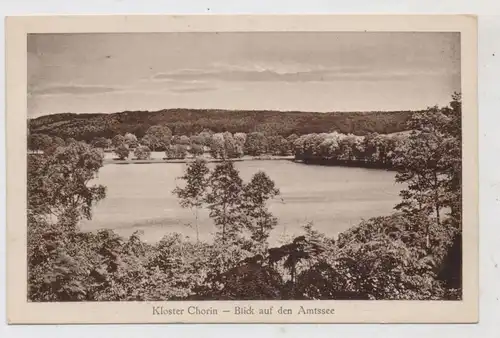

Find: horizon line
<box><xmin>29</xmin><ymin>106</ymin><xmax>432</xmax><ymax>119</ymax></box>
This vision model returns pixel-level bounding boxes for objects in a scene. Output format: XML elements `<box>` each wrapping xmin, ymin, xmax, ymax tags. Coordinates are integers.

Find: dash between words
<box><xmin>152</xmin><ymin>305</ymin><xmax>335</xmax><ymax>316</ymax></box>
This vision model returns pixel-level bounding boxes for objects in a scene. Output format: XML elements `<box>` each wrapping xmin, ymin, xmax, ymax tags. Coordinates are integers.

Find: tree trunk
<box><xmin>222</xmin><ymin>200</ymin><xmax>227</xmax><ymax>243</ymax></box>
<box><xmin>260</xmin><ymin>213</ymin><xmax>264</xmax><ymax>244</ymax></box>
<box><xmin>434</xmin><ymin>172</ymin><xmax>441</xmax><ymax>227</ymax></box>
<box><xmin>425</xmin><ymin>224</ymin><xmax>430</xmax><ymax>250</ymax></box>
<box><xmin>417</xmin><ymin>173</ymin><xmax>423</xmax><ymax>211</ymax></box>
<box><xmin>195</xmin><ymin>208</ymin><xmax>199</xmax><ymax>242</ymax></box>
<box><xmin>426</xmin><ymin>172</ymin><xmax>441</xmax><ymax>250</ymax></box>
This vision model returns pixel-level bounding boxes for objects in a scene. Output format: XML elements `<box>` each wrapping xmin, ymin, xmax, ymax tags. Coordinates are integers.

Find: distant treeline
<box><xmin>293</xmin><ymin>131</ymin><xmax>408</xmax><ymax>170</ymax></box>
<box><xmin>27</xmin><ymin>122</ymin><xmax>409</xmax><ymax>167</ymax></box>
<box><xmin>28</xmin><ymin>108</ymin><xmax>416</xmax><ymax>142</ymax></box>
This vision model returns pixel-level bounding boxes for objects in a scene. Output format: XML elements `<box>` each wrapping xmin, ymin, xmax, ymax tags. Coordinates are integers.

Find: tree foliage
<box><xmin>165</xmin><ymin>144</ymin><xmax>188</xmax><ymax>159</ymax></box>
<box><xmin>124</xmin><ymin>133</ymin><xmax>139</xmax><ymax>148</ymax></box>
<box><xmin>28</xmin><ymin>133</ymin><xmax>53</xmax><ymax>152</ymax></box>
<box><xmin>173</xmin><ymin>158</ymin><xmax>210</xmax><ymax>241</ymax></box>
<box><xmin>204</xmin><ymin>161</ymin><xmax>245</xmax><ymax>243</ymax></box>
<box><xmin>115</xmin><ymin>144</ymin><xmax>130</xmax><ymax>160</ymax></box>
<box><xmin>189</xmin><ymin>144</ymin><xmax>204</xmax><ymax>157</ymax></box>
<box><xmin>245</xmin><ymin>132</ymin><xmax>268</xmax><ymax>156</ymax></box>
<box><xmin>112</xmin><ymin>134</ymin><xmax>126</xmax><ymax>148</ymax></box>
<box><xmin>134</xmin><ymin>145</ymin><xmax>151</xmax><ymax>160</ymax></box>
<box><xmin>28</xmin><ymin>142</ymin><xmax>106</xmax><ymax>220</ymax></box>
<box><xmin>142</xmin><ymin>125</ymin><xmax>172</xmax><ymax>151</ymax></box>
<box><xmin>393</xmin><ymin>93</ymin><xmax>462</xmax><ymax>247</ymax></box>
<box><xmin>92</xmin><ymin>137</ymin><xmax>112</xmax><ymax>149</ymax></box>
<box><xmin>240</xmin><ymin>171</ymin><xmax>280</xmax><ymax>247</ymax></box>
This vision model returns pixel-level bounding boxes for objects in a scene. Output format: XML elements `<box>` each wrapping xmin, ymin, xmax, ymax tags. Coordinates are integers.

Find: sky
<box><xmin>27</xmin><ymin>32</ymin><xmax>461</xmax><ymax>117</ymax></box>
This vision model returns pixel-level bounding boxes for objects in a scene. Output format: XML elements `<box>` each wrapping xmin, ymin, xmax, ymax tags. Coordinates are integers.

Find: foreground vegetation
<box><xmin>27</xmin><ymin>94</ymin><xmax>462</xmax><ymax>301</ymax></box>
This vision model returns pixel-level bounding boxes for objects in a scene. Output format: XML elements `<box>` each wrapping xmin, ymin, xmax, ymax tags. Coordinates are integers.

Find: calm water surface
<box><xmin>81</xmin><ymin>159</ymin><xmax>403</xmax><ymax>245</ymax></box>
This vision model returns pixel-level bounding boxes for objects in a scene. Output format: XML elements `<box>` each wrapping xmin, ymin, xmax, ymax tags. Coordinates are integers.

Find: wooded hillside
<box><xmin>28</xmin><ymin>108</ymin><xmax>416</xmax><ymax>142</ymax></box>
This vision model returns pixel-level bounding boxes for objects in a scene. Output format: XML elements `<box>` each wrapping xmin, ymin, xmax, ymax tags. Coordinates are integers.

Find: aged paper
<box><xmin>6</xmin><ymin>14</ymin><xmax>478</xmax><ymax>324</ymax></box>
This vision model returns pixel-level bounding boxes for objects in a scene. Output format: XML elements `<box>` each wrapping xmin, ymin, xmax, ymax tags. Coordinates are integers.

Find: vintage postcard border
<box><xmin>6</xmin><ymin>14</ymin><xmax>478</xmax><ymax>324</ymax></box>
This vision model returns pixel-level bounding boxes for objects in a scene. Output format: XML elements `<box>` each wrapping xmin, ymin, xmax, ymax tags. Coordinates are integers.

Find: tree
<box><xmin>189</xmin><ymin>144</ymin><xmax>204</xmax><ymax>157</ymax></box>
<box><xmin>124</xmin><ymin>133</ymin><xmax>139</xmax><ymax>148</ymax></box>
<box><xmin>171</xmin><ymin>135</ymin><xmax>181</xmax><ymax>145</ymax></box>
<box><xmin>439</xmin><ymin>93</ymin><xmax>462</xmax><ymax>228</ymax></box>
<box><xmin>393</xmin><ymin>99</ymin><xmax>459</xmax><ymax>248</ymax></box>
<box><xmin>28</xmin><ymin>133</ymin><xmax>53</xmax><ymax>152</ymax></box>
<box><xmin>178</xmin><ymin>135</ymin><xmax>191</xmax><ymax>146</ymax></box>
<box><xmin>134</xmin><ymin>145</ymin><xmax>151</xmax><ymax>160</ymax></box>
<box><xmin>286</xmin><ymin>133</ymin><xmax>298</xmax><ymax>145</ymax></box>
<box><xmin>112</xmin><ymin>135</ymin><xmax>126</xmax><ymax>148</ymax></box>
<box><xmin>115</xmin><ymin>144</ymin><xmax>130</xmax><ymax>160</ymax></box>
<box><xmin>197</xmin><ymin>131</ymin><xmax>213</xmax><ymax>146</ymax></box>
<box><xmin>255</xmin><ymin>122</ymin><xmax>283</xmax><ymax>136</ymax></box>
<box><xmin>437</xmin><ymin>231</ymin><xmax>462</xmax><ymax>298</ymax></box>
<box><xmin>173</xmin><ymin>158</ymin><xmax>210</xmax><ymax>241</ymax></box>
<box><xmin>267</xmin><ymin>135</ymin><xmax>290</xmax><ymax>156</ymax></box>
<box><xmin>165</xmin><ymin>144</ymin><xmax>187</xmax><ymax>160</ymax></box>
<box><xmin>190</xmin><ymin>135</ymin><xmax>204</xmax><ymax>146</ymax></box>
<box><xmin>337</xmin><ymin>134</ymin><xmax>356</xmax><ymax>161</ymax></box>
<box><xmin>265</xmin><ymin>235</ymin><xmax>323</xmax><ymax>291</ymax></box>
<box><xmin>372</xmin><ymin>134</ymin><xmax>392</xmax><ymax>165</ymax></box>
<box><xmin>176</xmin><ymin>145</ymin><xmax>188</xmax><ymax>159</ymax></box>
<box><xmin>165</xmin><ymin>144</ymin><xmax>188</xmax><ymax>159</ymax></box>
<box><xmin>65</xmin><ymin>137</ymin><xmax>77</xmax><ymax>145</ymax></box>
<box><xmin>362</xmin><ymin>132</ymin><xmax>379</xmax><ymax>162</ymax></box>
<box><xmin>209</xmin><ymin>133</ymin><xmax>226</xmax><ymax>159</ymax></box>
<box><xmin>143</xmin><ymin>125</ymin><xmax>172</xmax><ymax>151</ymax></box>
<box><xmin>27</xmin><ymin>142</ymin><xmax>106</xmax><ymax>221</ymax></box>
<box><xmin>266</xmin><ymin>135</ymin><xmax>281</xmax><ymax>156</ymax></box>
<box><xmin>43</xmin><ymin>136</ymin><xmax>67</xmax><ymax>156</ymax></box>
<box><xmin>317</xmin><ymin>133</ymin><xmax>340</xmax><ymax>159</ymax></box>
<box><xmin>245</xmin><ymin>132</ymin><xmax>268</xmax><ymax>156</ymax></box>
<box><xmin>92</xmin><ymin>137</ymin><xmax>112</xmax><ymax>149</ymax></box>
<box><xmin>204</xmin><ymin>161</ymin><xmax>244</xmax><ymax>243</ymax></box>
<box><xmin>241</xmin><ymin>171</ymin><xmax>280</xmax><ymax>247</ymax></box>
<box><xmin>223</xmin><ymin>132</ymin><xmax>243</xmax><ymax>159</ymax></box>
<box><xmin>204</xmin><ymin>256</ymin><xmax>283</xmax><ymax>300</ymax></box>
<box><xmin>293</xmin><ymin>133</ymin><xmax>325</xmax><ymax>161</ymax></box>
<box><xmin>127</xmin><ymin>141</ymin><xmax>140</xmax><ymax>149</ymax></box>
<box><xmin>234</xmin><ymin>133</ymin><xmax>247</xmax><ymax>147</ymax></box>
<box><xmin>52</xmin><ymin>136</ymin><xmax>66</xmax><ymax>148</ymax></box>
<box><xmin>329</xmin><ymin>213</ymin><xmax>453</xmax><ymax>300</ymax></box>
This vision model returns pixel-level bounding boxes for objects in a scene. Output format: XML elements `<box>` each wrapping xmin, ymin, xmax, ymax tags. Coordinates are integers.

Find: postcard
<box><xmin>5</xmin><ymin>14</ymin><xmax>478</xmax><ymax>324</ymax></box>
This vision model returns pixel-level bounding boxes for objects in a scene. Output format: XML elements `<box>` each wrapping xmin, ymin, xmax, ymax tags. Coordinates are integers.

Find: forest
<box><xmin>28</xmin><ymin>108</ymin><xmax>415</xmax><ymax>142</ymax></box>
<box><xmin>27</xmin><ymin>94</ymin><xmax>462</xmax><ymax>301</ymax></box>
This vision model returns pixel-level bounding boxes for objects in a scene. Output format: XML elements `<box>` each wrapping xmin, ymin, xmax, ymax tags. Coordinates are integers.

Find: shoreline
<box><xmin>102</xmin><ymin>156</ymin><xmax>397</xmax><ymax>171</ymax></box>
<box><xmin>294</xmin><ymin>158</ymin><xmax>398</xmax><ymax>171</ymax></box>
<box><xmin>32</xmin><ymin>152</ymin><xmax>397</xmax><ymax>171</ymax></box>
<box><xmin>103</xmin><ymin>155</ymin><xmax>295</xmax><ymax>165</ymax></box>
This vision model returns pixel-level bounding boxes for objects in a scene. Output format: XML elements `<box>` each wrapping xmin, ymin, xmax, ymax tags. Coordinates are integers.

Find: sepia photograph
<box><xmin>6</xmin><ymin>15</ymin><xmax>478</xmax><ymax>323</ymax></box>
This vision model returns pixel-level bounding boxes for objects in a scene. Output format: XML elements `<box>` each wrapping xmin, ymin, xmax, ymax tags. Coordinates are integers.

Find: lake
<box><xmin>80</xmin><ymin>158</ymin><xmax>403</xmax><ymax>246</ymax></box>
